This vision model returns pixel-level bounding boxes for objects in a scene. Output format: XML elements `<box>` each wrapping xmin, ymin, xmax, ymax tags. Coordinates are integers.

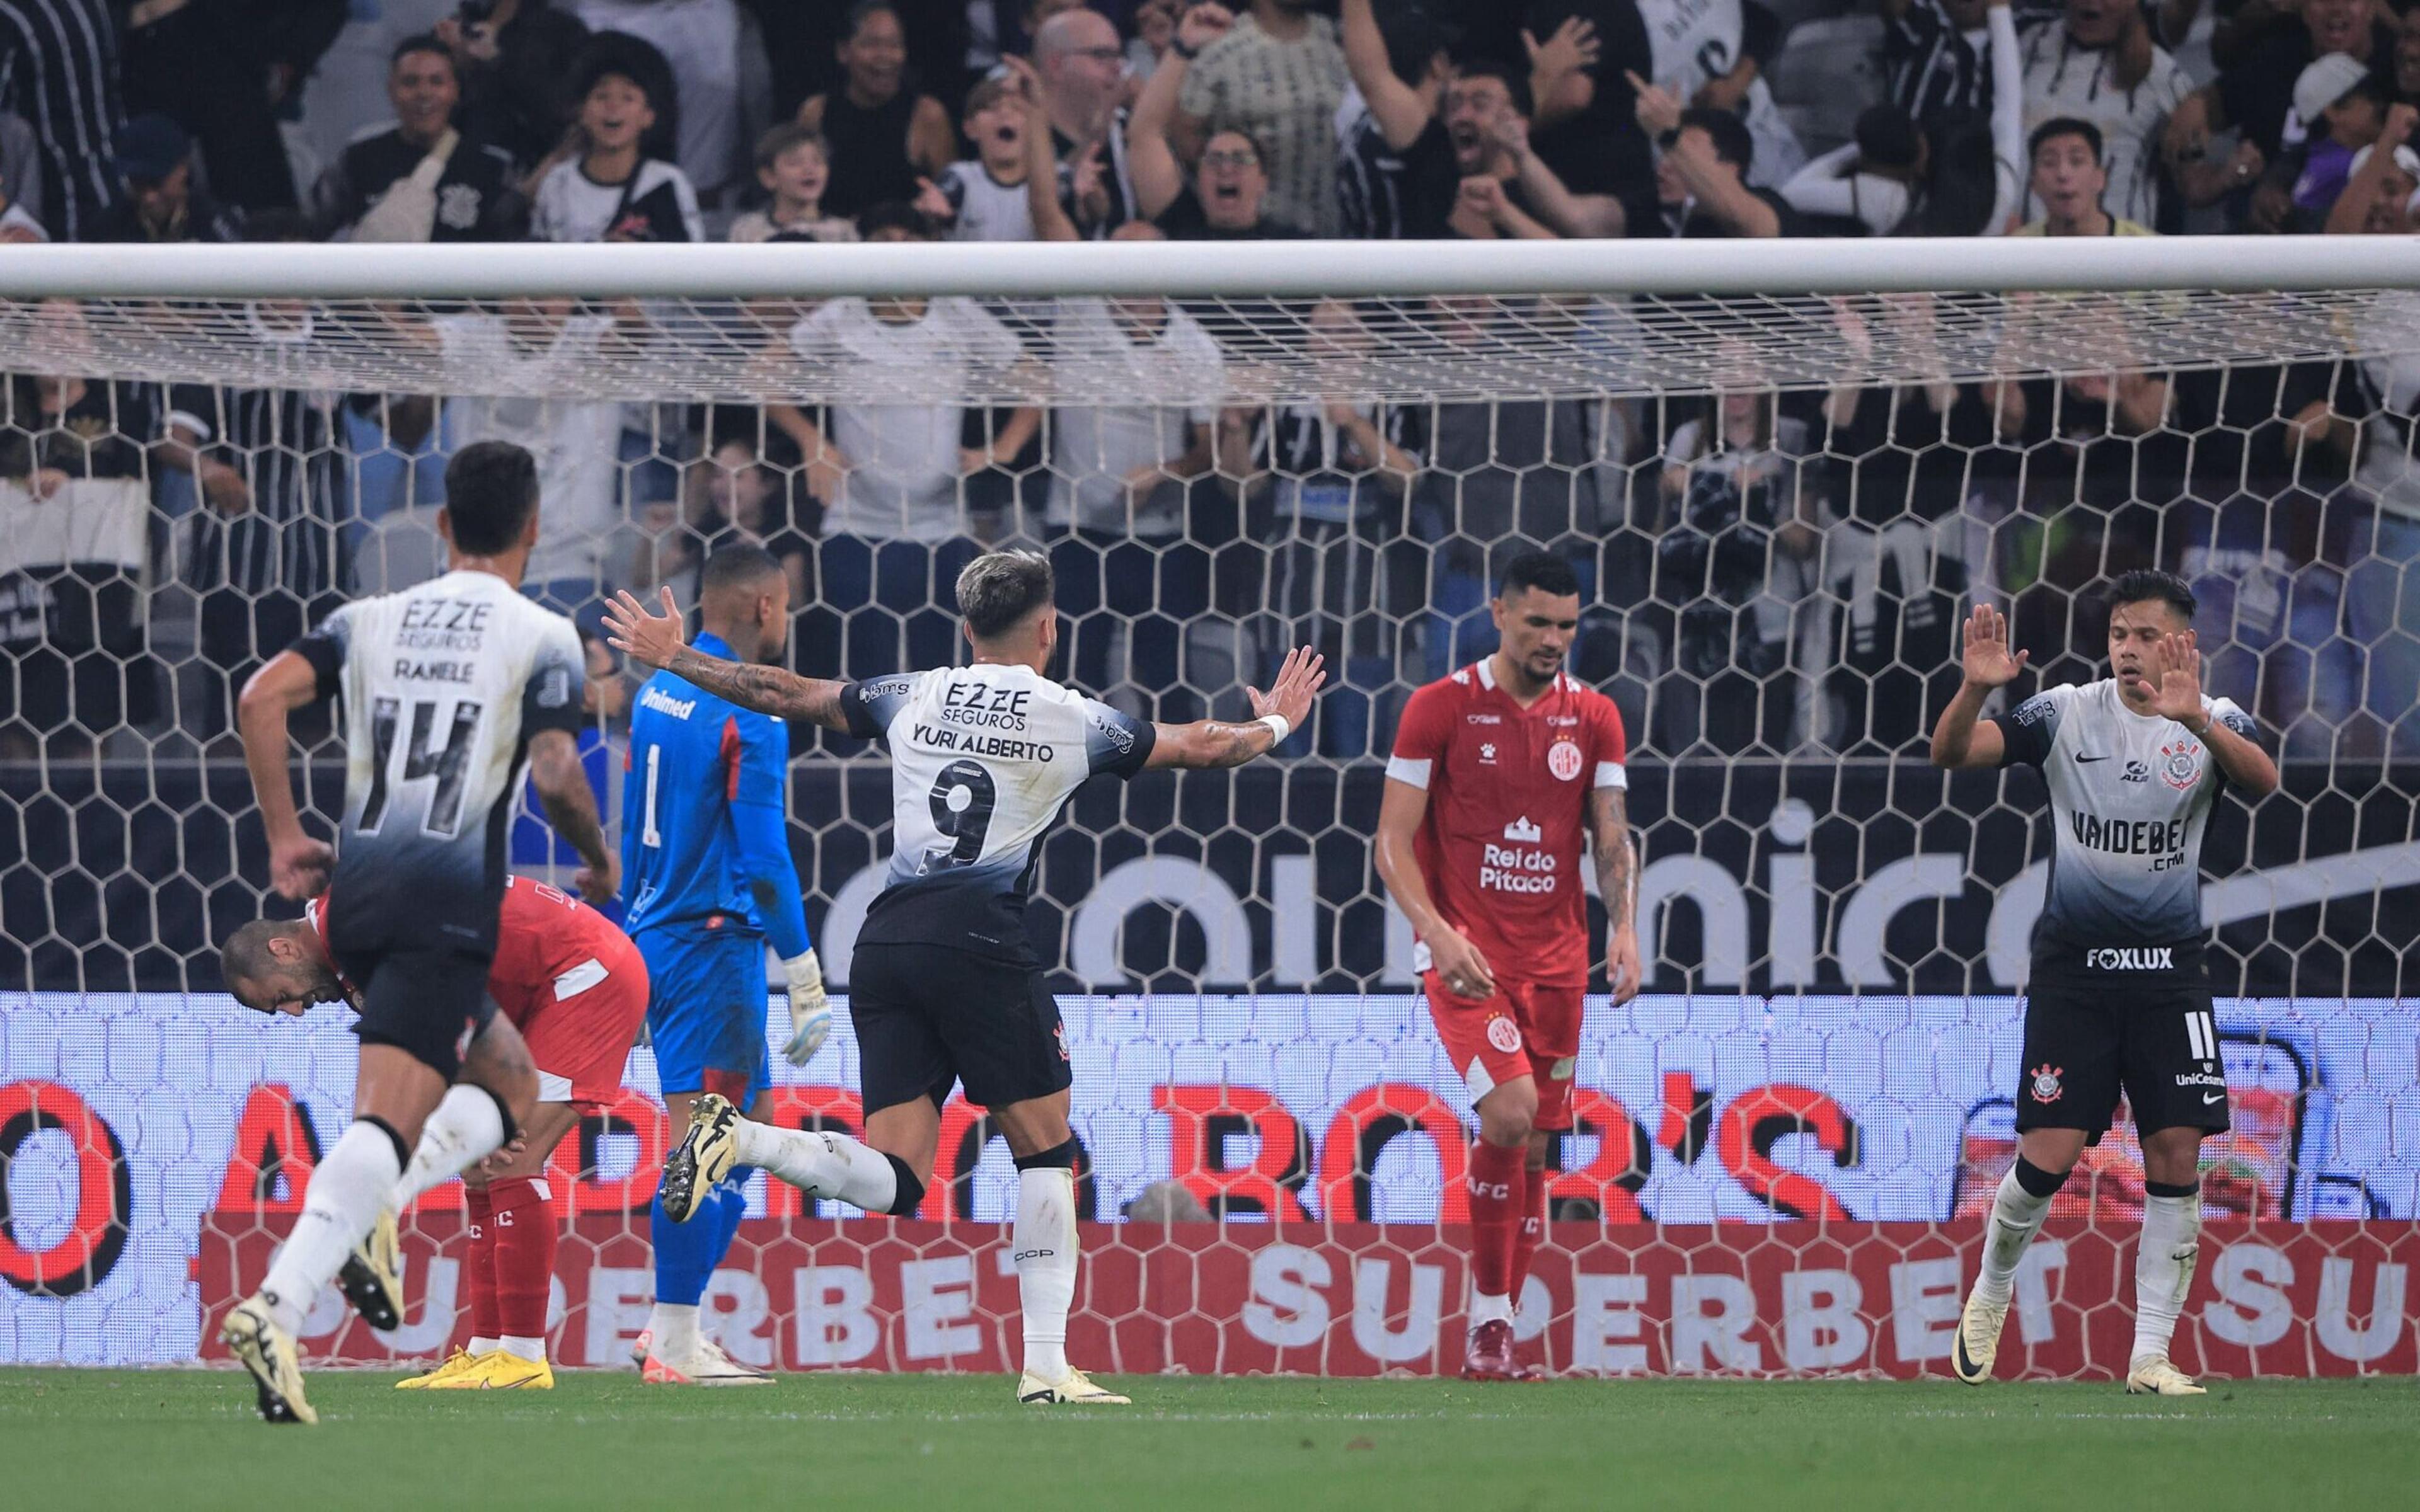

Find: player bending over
<box><xmin>604</xmin><ymin>551</ymin><xmax>1324</xmax><ymax>1404</ymax></box>
<box><xmin>621</xmin><ymin>544</ymin><xmax>832</xmax><ymax>1385</ymax></box>
<box><xmin>221</xmin><ymin>441</ymin><xmax>616</xmax><ymax>1424</ymax></box>
<box><xmin>1375</xmin><ymin>550</ymin><xmax>1640</xmax><ymax>1381</ymax></box>
<box><xmin>1932</xmin><ymin>572</ymin><xmax>2278</xmax><ymax>1395</ymax></box>
<box><xmin>224</xmin><ymin>873</ymin><xmax>649</xmax><ymax>1389</ymax></box>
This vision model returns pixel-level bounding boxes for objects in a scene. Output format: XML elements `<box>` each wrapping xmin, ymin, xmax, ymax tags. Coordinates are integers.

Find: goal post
<box><xmin>1</xmin><ymin>239</ymin><xmax>2416</xmax><ymax>1380</ymax></box>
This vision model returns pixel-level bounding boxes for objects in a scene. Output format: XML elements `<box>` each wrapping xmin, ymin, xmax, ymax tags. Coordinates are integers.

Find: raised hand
<box><xmin>1177</xmin><ymin>2</ymin><xmax>1234</xmax><ymax>54</ymax></box>
<box><xmin>2148</xmin><ymin>629</ymin><xmax>2206</xmax><ymax>724</ymax></box>
<box><xmin>1247</xmin><ymin>644</ymin><xmax>1327</xmax><ymax>733</ymax></box>
<box><xmin>1959</xmin><ymin>602</ymin><xmax>2030</xmax><ymax>689</ymax></box>
<box><xmin>1627</xmin><ymin>70</ymin><xmax>1683</xmax><ymax>137</ymax></box>
<box><xmin>1523</xmin><ymin>16</ymin><xmax>1601</xmax><ymax>86</ymax></box>
<box><xmin>602</xmin><ymin>586</ymin><xmax>690</xmax><ymax>672</ymax></box>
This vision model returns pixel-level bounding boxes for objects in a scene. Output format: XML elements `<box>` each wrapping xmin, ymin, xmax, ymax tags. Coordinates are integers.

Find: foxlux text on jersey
<box><xmin>395</xmin><ymin>597</ymin><xmax>492</xmax><ymax>651</ymax></box>
<box><xmin>2070</xmin><ymin>811</ymin><xmax>2192</xmax><ymax>869</ymax></box>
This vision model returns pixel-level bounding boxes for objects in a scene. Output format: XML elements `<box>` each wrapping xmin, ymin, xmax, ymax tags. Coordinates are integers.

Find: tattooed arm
<box><xmin>602</xmin><ymin>588</ymin><xmax>855</xmax><ymax>732</ymax></box>
<box><xmin>1591</xmin><ymin>783</ymin><xmax>1642</xmax><ymax>1004</ymax></box>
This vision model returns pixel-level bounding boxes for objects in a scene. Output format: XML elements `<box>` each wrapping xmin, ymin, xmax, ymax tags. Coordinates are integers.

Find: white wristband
<box><xmin>1256</xmin><ymin>713</ymin><xmax>1291</xmax><ymax>746</ymax></box>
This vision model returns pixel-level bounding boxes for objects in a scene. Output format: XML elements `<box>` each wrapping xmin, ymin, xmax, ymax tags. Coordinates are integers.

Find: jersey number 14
<box><xmin>360</xmin><ymin>697</ymin><xmax>484</xmax><ymax>838</ymax></box>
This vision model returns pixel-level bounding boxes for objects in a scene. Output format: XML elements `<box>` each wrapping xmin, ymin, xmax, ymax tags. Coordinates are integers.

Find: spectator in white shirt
<box><xmin>784</xmin><ymin>202</ymin><xmax>1042</xmax><ymax>675</ymax></box>
<box><xmin>2017</xmin><ymin>0</ymin><xmax>2190</xmax><ymax>228</ymax></box>
<box><xmin>916</xmin><ymin>75</ymin><xmax>1039</xmax><ymax>241</ymax></box>
<box><xmin>727</xmin><ymin>123</ymin><xmax>858</xmax><ymax>242</ymax></box>
<box><xmin>531</xmin><ymin>49</ymin><xmax>705</xmax><ymax>243</ymax></box>
<box><xmin>1044</xmin><ymin>222</ymin><xmax>1224</xmax><ymax>708</ymax></box>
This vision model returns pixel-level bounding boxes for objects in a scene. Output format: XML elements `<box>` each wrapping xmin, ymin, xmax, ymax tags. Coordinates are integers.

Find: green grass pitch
<box><xmin>4</xmin><ymin>1370</ymin><xmax>2415</xmax><ymax>1511</ymax></box>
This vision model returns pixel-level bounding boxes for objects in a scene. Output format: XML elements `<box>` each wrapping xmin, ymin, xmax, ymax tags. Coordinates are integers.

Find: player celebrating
<box><xmin>604</xmin><ymin>551</ymin><xmax>1324</xmax><ymax>1404</ymax></box>
<box><xmin>221</xmin><ymin>873</ymin><xmax>649</xmax><ymax>1390</ymax></box>
<box><xmin>1374</xmin><ymin>550</ymin><xmax>1641</xmax><ymax>1382</ymax></box>
<box><xmin>221</xmin><ymin>440</ymin><xmax>614</xmax><ymax>1424</ymax></box>
<box><xmin>620</xmin><ymin>544</ymin><xmax>831</xmax><ymax>1386</ymax></box>
<box><xmin>1932</xmin><ymin>573</ymin><xmax>2278</xmax><ymax>1396</ymax></box>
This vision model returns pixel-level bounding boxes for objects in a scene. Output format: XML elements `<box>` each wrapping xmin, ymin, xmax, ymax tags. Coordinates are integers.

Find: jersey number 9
<box><xmin>927</xmin><ymin>760</ymin><xmax>998</xmax><ymax>867</ymax></box>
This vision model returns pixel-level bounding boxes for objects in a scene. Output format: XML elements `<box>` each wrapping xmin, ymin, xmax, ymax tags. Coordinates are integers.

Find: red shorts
<box><xmin>519</xmin><ymin>935</ymin><xmax>649</xmax><ymax>1111</ymax></box>
<box><xmin>1421</xmin><ymin>974</ymin><xmax>1585</xmax><ymax>1129</ymax></box>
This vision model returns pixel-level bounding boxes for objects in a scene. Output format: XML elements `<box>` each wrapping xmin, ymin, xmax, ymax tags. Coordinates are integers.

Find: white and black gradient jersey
<box><xmin>295</xmin><ymin>570</ymin><xmax>587</xmax><ymax>956</ymax></box>
<box><xmin>843</xmin><ymin>664</ymin><xmax>1155</xmax><ymax>960</ymax></box>
<box><xmin>1988</xmin><ymin>678</ymin><xmax>2259</xmax><ymax>966</ymax></box>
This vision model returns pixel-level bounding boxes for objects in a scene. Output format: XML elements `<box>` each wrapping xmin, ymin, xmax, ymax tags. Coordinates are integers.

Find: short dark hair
<box><xmin>1680</xmin><ymin>106</ymin><xmax>1754</xmax><ymax>175</ymax></box>
<box><xmin>857</xmin><ymin>198</ymin><xmax>931</xmax><ymax>239</ymax></box>
<box><xmin>2104</xmin><ymin>568</ymin><xmax>2196</xmax><ymax>622</ymax></box>
<box><xmin>2028</xmin><ymin>115</ymin><xmax>2103</xmax><ymax>164</ymax></box>
<box><xmin>1451</xmin><ymin>58</ymin><xmax>1533</xmax><ymax>122</ymax></box>
<box><xmin>844</xmin><ymin>0</ymin><xmax>901</xmax><ymax>40</ymax></box>
<box><xmin>700</xmin><ymin>541</ymin><xmax>784</xmax><ymax>598</ymax></box>
<box><xmin>1854</xmin><ymin>103</ymin><xmax>1923</xmax><ymax>172</ymax></box>
<box><xmin>754</xmin><ymin>122</ymin><xmax>826</xmax><ymax>173</ymax></box>
<box><xmin>957</xmin><ymin>550</ymin><xmax>1056</xmax><ymax>639</ymax></box>
<box><xmin>442</xmin><ymin>440</ymin><xmax>540</xmax><ymax>554</ymax></box>
<box><xmin>1383</xmin><ymin>3</ymin><xmax>1461</xmax><ymax>86</ymax></box>
<box><xmin>219</xmin><ymin>919</ymin><xmax>287</xmax><ymax>996</ymax></box>
<box><xmin>390</xmin><ymin>33</ymin><xmax>453</xmax><ymax>72</ymax></box>
<box><xmin>1497</xmin><ymin>549</ymin><xmax>1580</xmax><ymax>602</ymax></box>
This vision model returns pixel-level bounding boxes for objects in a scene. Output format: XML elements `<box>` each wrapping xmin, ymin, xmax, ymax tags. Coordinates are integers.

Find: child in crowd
<box><xmin>728</xmin><ymin>125</ymin><xmax>859</xmax><ymax>244</ymax></box>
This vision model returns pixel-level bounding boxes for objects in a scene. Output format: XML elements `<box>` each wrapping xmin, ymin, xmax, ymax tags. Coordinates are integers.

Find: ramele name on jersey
<box><xmin>1989</xmin><ymin>677</ymin><xmax>2258</xmax><ymax>962</ymax></box>
<box><xmin>843</xmin><ymin>664</ymin><xmax>1155</xmax><ymax>959</ymax></box>
<box><xmin>296</xmin><ymin>570</ymin><xmax>587</xmax><ymax>952</ymax></box>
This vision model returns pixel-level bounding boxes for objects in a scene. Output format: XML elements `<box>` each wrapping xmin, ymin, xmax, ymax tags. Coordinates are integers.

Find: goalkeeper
<box><xmin>620</xmin><ymin>545</ymin><xmax>832</xmax><ymax>1385</ymax></box>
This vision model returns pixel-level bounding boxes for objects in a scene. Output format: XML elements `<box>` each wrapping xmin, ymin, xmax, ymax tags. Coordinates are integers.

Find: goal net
<box><xmin>1</xmin><ymin>239</ymin><xmax>2415</xmax><ymax>1380</ymax></box>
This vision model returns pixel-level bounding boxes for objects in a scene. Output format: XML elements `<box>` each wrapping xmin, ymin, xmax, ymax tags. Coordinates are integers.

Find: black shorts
<box><xmin>2015</xmin><ymin>950</ymin><xmax>2230</xmax><ymax>1142</ymax></box>
<box><xmin>337</xmin><ymin>943</ymin><xmax>497</xmax><ymax>1082</ymax></box>
<box><xmin>848</xmin><ymin>942</ymin><xmax>1073</xmax><ymax>1115</ymax></box>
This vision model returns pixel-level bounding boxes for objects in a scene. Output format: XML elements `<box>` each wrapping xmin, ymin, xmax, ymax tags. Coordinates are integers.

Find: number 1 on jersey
<box><xmin>641</xmin><ymin>743</ymin><xmax>663</xmax><ymax>849</ymax></box>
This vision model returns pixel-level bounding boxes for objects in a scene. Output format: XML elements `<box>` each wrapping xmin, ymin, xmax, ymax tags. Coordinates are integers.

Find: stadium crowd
<box><xmin>3</xmin><ymin>0</ymin><xmax>2419</xmax><ymax>768</ymax></box>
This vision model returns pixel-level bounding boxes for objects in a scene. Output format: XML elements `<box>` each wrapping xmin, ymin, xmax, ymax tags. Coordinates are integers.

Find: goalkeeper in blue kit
<box><xmin>621</xmin><ymin>546</ymin><xmax>831</xmax><ymax>1385</ymax></box>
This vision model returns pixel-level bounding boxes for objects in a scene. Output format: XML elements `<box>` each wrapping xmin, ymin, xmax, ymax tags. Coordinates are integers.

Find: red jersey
<box><xmin>309</xmin><ymin>875</ymin><xmax>634</xmax><ymax>1029</ymax></box>
<box><xmin>1386</xmin><ymin>660</ymin><xmax>1628</xmax><ymax>986</ymax></box>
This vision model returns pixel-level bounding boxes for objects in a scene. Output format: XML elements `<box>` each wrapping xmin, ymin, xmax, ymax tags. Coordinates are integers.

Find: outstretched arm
<box><xmin>1145</xmin><ymin>644</ymin><xmax>1325</xmax><ymax>768</ymax></box>
<box><xmin>602</xmin><ymin>588</ymin><xmax>855</xmax><ymax>731</ymax></box>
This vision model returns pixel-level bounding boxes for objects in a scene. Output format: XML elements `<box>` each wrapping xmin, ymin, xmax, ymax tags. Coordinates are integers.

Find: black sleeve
<box><xmin>1986</xmin><ymin>690</ymin><xmax>2062</xmax><ymax>769</ymax></box>
<box><xmin>294</xmin><ymin>626</ymin><xmax>347</xmax><ymax>702</ymax></box>
<box><xmin>520</xmin><ymin>666</ymin><xmax>587</xmax><ymax>738</ymax></box>
<box><xmin>840</xmin><ymin>682</ymin><xmax>882</xmax><ymax>740</ymax></box>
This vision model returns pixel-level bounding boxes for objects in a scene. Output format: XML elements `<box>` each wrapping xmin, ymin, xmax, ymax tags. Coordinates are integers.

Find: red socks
<box><xmin>462</xmin><ymin>1185</ymin><xmax>500</xmax><ymax>1341</ymax></box>
<box><xmin>1466</xmin><ymin>1141</ymin><xmax>1527</xmax><ymax>1300</ymax></box>
<box><xmin>485</xmin><ymin>1177</ymin><xmax>558</xmax><ymax>1341</ymax></box>
<box><xmin>1509</xmin><ymin>1161</ymin><xmax>1550</xmax><ymax>1301</ymax></box>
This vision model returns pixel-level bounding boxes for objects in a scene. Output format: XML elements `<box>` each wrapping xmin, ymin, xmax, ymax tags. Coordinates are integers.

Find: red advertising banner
<box><xmin>197</xmin><ymin>1215</ymin><xmax>2419</xmax><ymax>1380</ymax></box>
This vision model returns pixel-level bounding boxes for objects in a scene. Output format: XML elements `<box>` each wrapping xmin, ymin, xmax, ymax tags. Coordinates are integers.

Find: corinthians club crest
<box><xmin>2029</xmin><ymin>1063</ymin><xmax>2064</xmax><ymax>1103</ymax></box>
<box><xmin>2159</xmin><ymin>738</ymin><xmax>2201</xmax><ymax>791</ymax></box>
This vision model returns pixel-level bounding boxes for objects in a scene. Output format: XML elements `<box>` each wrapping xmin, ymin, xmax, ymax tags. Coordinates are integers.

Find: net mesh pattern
<box><xmin>2</xmin><ymin>281</ymin><xmax>2417</xmax><ymax>1379</ymax></box>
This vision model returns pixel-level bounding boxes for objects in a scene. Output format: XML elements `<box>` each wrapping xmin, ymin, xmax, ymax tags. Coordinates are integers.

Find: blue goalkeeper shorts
<box><xmin>636</xmin><ymin>919</ymin><xmax>771</xmax><ymax>1106</ymax></box>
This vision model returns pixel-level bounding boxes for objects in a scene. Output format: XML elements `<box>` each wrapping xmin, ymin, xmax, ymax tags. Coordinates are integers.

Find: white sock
<box><xmin>468</xmin><ymin>1335</ymin><xmax>499</xmax><ymax>1356</ymax></box>
<box><xmin>262</xmin><ymin>1121</ymin><xmax>404</xmax><ymax>1336</ymax></box>
<box><xmin>391</xmin><ymin>1085</ymin><xmax>509</xmax><ymax>1208</ymax></box>
<box><xmin>2132</xmin><ymin>1188</ymin><xmax>2202</xmax><ymax>1364</ymax></box>
<box><xmin>499</xmin><ymin>1335</ymin><xmax>546</xmax><ymax>1363</ymax></box>
<box><xmin>1976</xmin><ymin>1166</ymin><xmax>2056</xmax><ymax>1305</ymax></box>
<box><xmin>1013</xmin><ymin>1166</ymin><xmax>1078</xmax><ymax>1382</ymax></box>
<box><xmin>732</xmin><ymin>1120</ymin><xmax>899</xmax><ymax>1213</ymax></box>
<box><xmin>648</xmin><ymin>1302</ymin><xmax>700</xmax><ymax>1360</ymax></box>
<box><xmin>1468</xmin><ymin>1291</ymin><xmax>1514</xmax><ymax>1327</ymax></box>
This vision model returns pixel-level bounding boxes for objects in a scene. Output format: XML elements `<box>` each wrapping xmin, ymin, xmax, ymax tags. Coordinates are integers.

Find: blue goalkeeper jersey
<box><xmin>620</xmin><ymin>633</ymin><xmax>810</xmax><ymax>956</ymax></box>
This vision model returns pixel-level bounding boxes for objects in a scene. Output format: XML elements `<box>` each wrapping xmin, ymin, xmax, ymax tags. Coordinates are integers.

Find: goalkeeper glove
<box><xmin>780</xmin><ymin>949</ymin><xmax>831</xmax><ymax>1065</ymax></box>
